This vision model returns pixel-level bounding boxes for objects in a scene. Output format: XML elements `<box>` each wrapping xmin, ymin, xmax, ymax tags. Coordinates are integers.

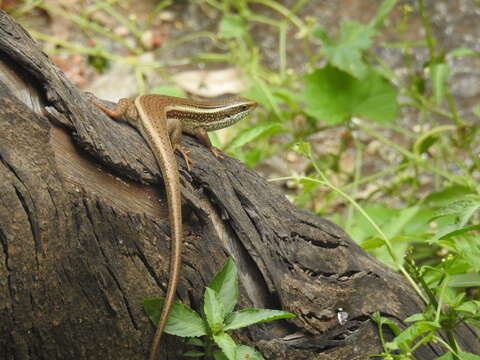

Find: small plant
<box><xmin>144</xmin><ymin>258</ymin><xmax>295</xmax><ymax>360</ymax></box>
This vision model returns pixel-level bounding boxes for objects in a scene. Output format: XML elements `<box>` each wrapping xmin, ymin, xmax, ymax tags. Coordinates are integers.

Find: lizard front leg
<box><xmin>193</xmin><ymin>127</ymin><xmax>224</xmax><ymax>159</ymax></box>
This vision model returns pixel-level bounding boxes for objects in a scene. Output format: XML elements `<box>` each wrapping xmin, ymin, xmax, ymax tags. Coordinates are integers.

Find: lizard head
<box><xmin>200</xmin><ymin>97</ymin><xmax>257</xmax><ymax>131</ymax></box>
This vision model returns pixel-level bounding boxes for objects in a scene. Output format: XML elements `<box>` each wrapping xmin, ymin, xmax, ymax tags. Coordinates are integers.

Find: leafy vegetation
<box><xmin>144</xmin><ymin>258</ymin><xmax>295</xmax><ymax>360</ymax></box>
<box><xmin>7</xmin><ymin>0</ymin><xmax>480</xmax><ymax>359</ymax></box>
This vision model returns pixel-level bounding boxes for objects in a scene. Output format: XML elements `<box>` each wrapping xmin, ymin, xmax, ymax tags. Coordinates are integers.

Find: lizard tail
<box><xmin>146</xmin><ymin>138</ymin><xmax>183</xmax><ymax>360</ymax></box>
<box><xmin>148</xmin><ymin>173</ymin><xmax>183</xmax><ymax>360</ymax></box>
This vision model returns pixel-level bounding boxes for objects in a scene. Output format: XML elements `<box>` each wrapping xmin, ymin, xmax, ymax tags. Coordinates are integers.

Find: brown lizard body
<box><xmin>92</xmin><ymin>94</ymin><xmax>256</xmax><ymax>360</ymax></box>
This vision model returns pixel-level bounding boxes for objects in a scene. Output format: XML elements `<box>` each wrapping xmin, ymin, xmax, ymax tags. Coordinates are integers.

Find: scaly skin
<box><xmin>92</xmin><ymin>94</ymin><xmax>256</xmax><ymax>360</ymax></box>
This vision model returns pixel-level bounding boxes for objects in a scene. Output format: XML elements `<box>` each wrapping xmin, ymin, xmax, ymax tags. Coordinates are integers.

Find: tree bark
<box><xmin>0</xmin><ymin>10</ymin><xmax>478</xmax><ymax>360</ymax></box>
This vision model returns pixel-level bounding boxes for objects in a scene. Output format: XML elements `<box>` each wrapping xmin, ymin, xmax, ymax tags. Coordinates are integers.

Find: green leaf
<box><xmin>448</xmin><ymin>48</ymin><xmax>478</xmax><ymax>58</ymax></box>
<box><xmin>370</xmin><ymin>0</ymin><xmax>399</xmax><ymax>28</ymax></box>
<box><xmin>184</xmin><ymin>351</ymin><xmax>206</xmax><ymax>357</ymax></box>
<box><xmin>213</xmin><ymin>351</ymin><xmax>229</xmax><ymax>360</ymax></box>
<box><xmin>185</xmin><ymin>337</ymin><xmax>205</xmax><ymax>346</ymax></box>
<box><xmin>432</xmin><ymin>199</ymin><xmax>480</xmax><ymax>224</ymax></box>
<box><xmin>383</xmin><ymin>206</ymin><xmax>420</xmax><ymax>239</ymax></box>
<box><xmin>208</xmin><ymin>258</ymin><xmax>238</xmax><ymax>315</ymax></box>
<box><xmin>213</xmin><ymin>332</ymin><xmax>237</xmax><ymax>360</ymax></box>
<box><xmin>448</xmin><ymin>273</ymin><xmax>480</xmax><ymax>288</ymax></box>
<box><xmin>425</xmin><ymin>186</ymin><xmax>475</xmax><ymax>207</ymax></box>
<box><xmin>371</xmin><ymin>312</ymin><xmax>403</xmax><ymax>340</ymax></box>
<box><xmin>388</xmin><ymin>321</ymin><xmax>439</xmax><ymax>349</ymax></box>
<box><xmin>236</xmin><ymin>345</ymin><xmax>265</xmax><ymax>360</ymax></box>
<box><xmin>219</xmin><ymin>14</ymin><xmax>247</xmax><ymax>38</ymax></box>
<box><xmin>436</xmin><ymin>224</ymin><xmax>480</xmax><ymax>241</ymax></box>
<box><xmin>455</xmin><ymin>235</ymin><xmax>480</xmax><ymax>271</ymax></box>
<box><xmin>236</xmin><ymin>148</ymin><xmax>263</xmax><ymax>167</ymax></box>
<box><xmin>151</xmin><ymin>85</ymin><xmax>186</xmax><ymax>97</ymax></box>
<box><xmin>303</xmin><ymin>66</ymin><xmax>398</xmax><ymax>124</ymax></box>
<box><xmin>348</xmin><ymin>204</ymin><xmax>396</xmax><ymax>243</ymax></box>
<box><xmin>321</xmin><ymin>21</ymin><xmax>376</xmax><ymax>79</ymax></box>
<box><xmin>312</xmin><ymin>24</ymin><xmax>331</xmax><ymax>44</ymax></box>
<box><xmin>204</xmin><ymin>288</ymin><xmax>225</xmax><ymax>333</ymax></box>
<box><xmin>143</xmin><ymin>298</ymin><xmax>207</xmax><ymax>337</ymax></box>
<box><xmin>225</xmin><ymin>123</ymin><xmax>284</xmax><ymax>151</ymax></box>
<box><xmin>456</xmin><ymin>300</ymin><xmax>480</xmax><ymax>315</ymax></box>
<box><xmin>457</xmin><ymin>352</ymin><xmax>480</xmax><ymax>360</ymax></box>
<box><xmin>404</xmin><ymin>313</ymin><xmax>425</xmax><ymax>322</ymax></box>
<box><xmin>223</xmin><ymin>309</ymin><xmax>296</xmax><ymax>331</ymax></box>
<box><xmin>430</xmin><ymin>62</ymin><xmax>450</xmax><ymax>104</ymax></box>
<box><xmin>360</xmin><ymin>237</ymin><xmax>385</xmax><ymax>250</ymax></box>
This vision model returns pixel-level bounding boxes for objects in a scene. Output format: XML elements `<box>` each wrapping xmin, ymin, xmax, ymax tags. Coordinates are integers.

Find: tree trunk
<box><xmin>0</xmin><ymin>10</ymin><xmax>478</xmax><ymax>360</ymax></box>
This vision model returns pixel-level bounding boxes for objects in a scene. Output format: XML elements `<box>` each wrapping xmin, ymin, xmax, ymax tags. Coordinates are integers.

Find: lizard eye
<box><xmin>241</xmin><ymin>105</ymin><xmax>248</xmax><ymax>111</ymax></box>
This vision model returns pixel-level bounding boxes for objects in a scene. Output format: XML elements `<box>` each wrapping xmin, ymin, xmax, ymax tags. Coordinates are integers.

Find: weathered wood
<box><xmin>0</xmin><ymin>10</ymin><xmax>478</xmax><ymax>360</ymax></box>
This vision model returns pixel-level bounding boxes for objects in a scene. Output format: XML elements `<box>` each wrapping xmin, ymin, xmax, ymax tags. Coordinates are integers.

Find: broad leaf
<box><xmin>319</xmin><ymin>21</ymin><xmax>376</xmax><ymax>79</ymax></box>
<box><xmin>224</xmin><ymin>309</ymin><xmax>295</xmax><ymax>331</ymax></box>
<box><xmin>204</xmin><ymin>287</ymin><xmax>225</xmax><ymax>333</ymax></box>
<box><xmin>456</xmin><ymin>300</ymin><xmax>480</xmax><ymax>315</ymax></box>
<box><xmin>431</xmin><ymin>198</ymin><xmax>480</xmax><ymax>225</ymax></box>
<box><xmin>312</xmin><ymin>24</ymin><xmax>330</xmax><ymax>44</ymax></box>
<box><xmin>435</xmin><ymin>225</ymin><xmax>480</xmax><ymax>241</ymax></box>
<box><xmin>459</xmin><ymin>352</ymin><xmax>480</xmax><ymax>360</ymax></box>
<box><xmin>425</xmin><ymin>186</ymin><xmax>475</xmax><ymax>207</ymax></box>
<box><xmin>236</xmin><ymin>345</ymin><xmax>265</xmax><ymax>360</ymax></box>
<box><xmin>448</xmin><ymin>273</ymin><xmax>480</xmax><ymax>288</ymax></box>
<box><xmin>213</xmin><ymin>351</ymin><xmax>229</xmax><ymax>360</ymax></box>
<box><xmin>371</xmin><ymin>312</ymin><xmax>402</xmax><ymax>336</ymax></box>
<box><xmin>143</xmin><ymin>298</ymin><xmax>207</xmax><ymax>337</ymax></box>
<box><xmin>382</xmin><ymin>206</ymin><xmax>420</xmax><ymax>239</ymax></box>
<box><xmin>213</xmin><ymin>332</ymin><xmax>237</xmax><ymax>360</ymax></box>
<box><xmin>208</xmin><ymin>258</ymin><xmax>238</xmax><ymax>314</ymax></box>
<box><xmin>303</xmin><ymin>66</ymin><xmax>398</xmax><ymax>124</ymax></box>
<box><xmin>387</xmin><ymin>321</ymin><xmax>439</xmax><ymax>349</ymax></box>
<box><xmin>437</xmin><ymin>352</ymin><xmax>480</xmax><ymax>360</ymax></box>
<box><xmin>454</xmin><ymin>235</ymin><xmax>480</xmax><ymax>272</ymax></box>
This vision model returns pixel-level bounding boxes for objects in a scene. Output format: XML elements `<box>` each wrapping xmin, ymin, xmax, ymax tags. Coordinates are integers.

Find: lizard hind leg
<box><xmin>168</xmin><ymin>118</ymin><xmax>194</xmax><ymax>171</ymax></box>
<box><xmin>91</xmin><ymin>98</ymin><xmax>138</xmax><ymax>125</ymax></box>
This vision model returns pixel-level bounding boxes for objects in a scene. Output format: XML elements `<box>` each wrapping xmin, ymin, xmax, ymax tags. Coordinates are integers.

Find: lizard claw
<box><xmin>175</xmin><ymin>146</ymin><xmax>194</xmax><ymax>171</ymax></box>
<box><xmin>209</xmin><ymin>146</ymin><xmax>225</xmax><ymax>159</ymax></box>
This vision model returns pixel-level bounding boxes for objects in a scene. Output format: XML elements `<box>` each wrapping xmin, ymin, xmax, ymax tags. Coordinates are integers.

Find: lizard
<box><xmin>91</xmin><ymin>94</ymin><xmax>257</xmax><ymax>360</ymax></box>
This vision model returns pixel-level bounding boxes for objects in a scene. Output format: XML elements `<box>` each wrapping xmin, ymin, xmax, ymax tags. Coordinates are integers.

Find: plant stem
<box><xmin>417</xmin><ymin>0</ymin><xmax>435</xmax><ymax>58</ymax></box>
